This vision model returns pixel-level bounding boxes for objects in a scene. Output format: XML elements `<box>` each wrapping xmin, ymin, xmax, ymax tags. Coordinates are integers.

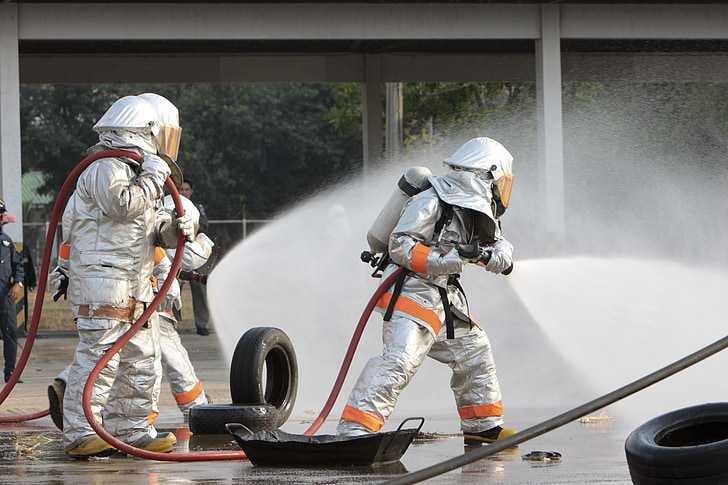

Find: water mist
<box><xmin>208</xmin><ymin>80</ymin><xmax>728</xmax><ymax>432</ymax></box>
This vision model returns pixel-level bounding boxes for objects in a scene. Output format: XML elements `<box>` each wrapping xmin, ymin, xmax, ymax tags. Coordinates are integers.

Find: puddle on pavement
<box><xmin>0</xmin><ymin>415</ymin><xmax>633</xmax><ymax>484</ymax></box>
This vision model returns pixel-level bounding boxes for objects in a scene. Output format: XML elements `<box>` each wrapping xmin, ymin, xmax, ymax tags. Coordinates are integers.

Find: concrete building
<box><xmin>2</xmin><ymin>1</ymin><xmax>728</xmax><ymax>241</ymax></box>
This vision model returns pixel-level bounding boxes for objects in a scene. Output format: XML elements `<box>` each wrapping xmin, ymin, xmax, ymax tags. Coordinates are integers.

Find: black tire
<box><xmin>626</xmin><ymin>403</ymin><xmax>728</xmax><ymax>485</ymax></box>
<box><xmin>188</xmin><ymin>404</ymin><xmax>279</xmax><ymax>435</ymax></box>
<box><xmin>229</xmin><ymin>327</ymin><xmax>298</xmax><ymax>429</ymax></box>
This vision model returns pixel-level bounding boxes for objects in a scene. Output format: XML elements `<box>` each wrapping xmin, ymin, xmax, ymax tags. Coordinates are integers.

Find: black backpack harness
<box><xmin>381</xmin><ymin>202</ymin><xmax>472</xmax><ymax>339</ymax></box>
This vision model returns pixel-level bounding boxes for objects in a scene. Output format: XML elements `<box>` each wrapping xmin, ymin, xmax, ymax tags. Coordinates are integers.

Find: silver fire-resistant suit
<box><xmin>61</xmin><ymin>95</ymin><xmax>191</xmax><ymax>453</ymax></box>
<box><xmin>338</xmin><ymin>137</ymin><xmax>514</xmax><ymax>437</ymax></box>
<box><xmin>53</xmin><ymin>234</ymin><xmax>214</xmax><ymax>419</ymax></box>
<box><xmin>154</xmin><ymin>196</ymin><xmax>214</xmax><ymax>413</ymax></box>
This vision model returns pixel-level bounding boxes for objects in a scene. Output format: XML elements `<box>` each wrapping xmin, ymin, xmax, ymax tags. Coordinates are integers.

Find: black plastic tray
<box><xmin>227</xmin><ymin>417</ymin><xmax>425</xmax><ymax>467</ymax></box>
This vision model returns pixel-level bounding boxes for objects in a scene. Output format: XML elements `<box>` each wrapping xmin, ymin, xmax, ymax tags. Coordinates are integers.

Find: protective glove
<box><xmin>429</xmin><ymin>247</ymin><xmax>464</xmax><ymax>276</ymax></box>
<box><xmin>176</xmin><ymin>212</ymin><xmax>195</xmax><ymax>242</ymax></box>
<box><xmin>456</xmin><ymin>242</ymin><xmax>482</xmax><ymax>262</ymax></box>
<box><xmin>484</xmin><ymin>238</ymin><xmax>514</xmax><ymax>274</ymax></box>
<box><xmin>49</xmin><ymin>265</ymin><xmax>69</xmax><ymax>301</ymax></box>
<box><xmin>140</xmin><ymin>154</ymin><xmax>171</xmax><ymax>188</ymax></box>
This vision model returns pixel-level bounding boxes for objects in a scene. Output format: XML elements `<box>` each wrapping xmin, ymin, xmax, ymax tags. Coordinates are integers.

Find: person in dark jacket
<box><xmin>180</xmin><ymin>179</ymin><xmax>213</xmax><ymax>335</ymax></box>
<box><xmin>0</xmin><ymin>199</ymin><xmax>24</xmax><ymax>383</ymax></box>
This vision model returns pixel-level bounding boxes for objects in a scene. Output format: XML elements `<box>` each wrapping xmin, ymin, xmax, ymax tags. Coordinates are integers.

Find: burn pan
<box><xmin>227</xmin><ymin>417</ymin><xmax>424</xmax><ymax>467</ymax></box>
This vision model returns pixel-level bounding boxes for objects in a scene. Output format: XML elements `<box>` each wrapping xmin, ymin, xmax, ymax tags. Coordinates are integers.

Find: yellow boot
<box><xmin>131</xmin><ymin>432</ymin><xmax>177</xmax><ymax>453</ymax></box>
<box><xmin>463</xmin><ymin>426</ymin><xmax>517</xmax><ymax>446</ymax></box>
<box><xmin>67</xmin><ymin>435</ymin><xmax>116</xmax><ymax>458</ymax></box>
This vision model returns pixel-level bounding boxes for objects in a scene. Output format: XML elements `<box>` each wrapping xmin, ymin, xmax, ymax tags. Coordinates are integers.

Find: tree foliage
<box><xmin>21</xmin><ymin>83</ymin><xmax>362</xmax><ymax>221</ymax></box>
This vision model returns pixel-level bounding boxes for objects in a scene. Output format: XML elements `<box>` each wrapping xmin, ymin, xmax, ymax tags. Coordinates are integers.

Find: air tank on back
<box><xmin>366</xmin><ymin>166</ymin><xmax>433</xmax><ymax>254</ymax></box>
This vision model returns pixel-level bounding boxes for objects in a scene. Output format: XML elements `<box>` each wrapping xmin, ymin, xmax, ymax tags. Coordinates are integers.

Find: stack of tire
<box><xmin>189</xmin><ymin>327</ymin><xmax>298</xmax><ymax>435</ymax></box>
<box><xmin>625</xmin><ymin>403</ymin><xmax>728</xmax><ymax>484</ymax></box>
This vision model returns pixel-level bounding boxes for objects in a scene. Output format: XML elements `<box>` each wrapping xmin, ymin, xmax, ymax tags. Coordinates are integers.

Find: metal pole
<box><xmin>242</xmin><ymin>203</ymin><xmax>247</xmax><ymax>240</ymax></box>
<box><xmin>385</xmin><ymin>82</ymin><xmax>404</xmax><ymax>161</ymax></box>
<box><xmin>362</xmin><ymin>54</ymin><xmax>383</xmax><ymax>174</ymax></box>
<box><xmin>536</xmin><ymin>4</ymin><xmax>565</xmax><ymax>237</ymax></box>
<box><xmin>0</xmin><ymin>4</ymin><xmax>23</xmax><ymax>243</ymax></box>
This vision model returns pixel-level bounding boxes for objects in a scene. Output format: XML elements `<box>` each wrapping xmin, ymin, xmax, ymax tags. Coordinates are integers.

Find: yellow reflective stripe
<box><xmin>154</xmin><ymin>247</ymin><xmax>167</xmax><ymax>265</ymax></box>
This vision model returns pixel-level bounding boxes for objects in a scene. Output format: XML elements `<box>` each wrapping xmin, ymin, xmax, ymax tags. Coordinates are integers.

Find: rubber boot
<box><xmin>130</xmin><ymin>432</ymin><xmax>177</xmax><ymax>453</ymax></box>
<box><xmin>67</xmin><ymin>435</ymin><xmax>116</xmax><ymax>458</ymax></box>
<box><xmin>47</xmin><ymin>378</ymin><xmax>66</xmax><ymax>431</ymax></box>
<box><xmin>463</xmin><ymin>426</ymin><xmax>517</xmax><ymax>446</ymax></box>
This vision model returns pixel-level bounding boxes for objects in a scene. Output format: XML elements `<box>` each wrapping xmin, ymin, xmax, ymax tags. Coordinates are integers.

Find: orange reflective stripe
<box><xmin>174</xmin><ymin>427</ymin><xmax>192</xmax><ymax>441</ymax></box>
<box><xmin>341</xmin><ymin>405</ymin><xmax>384</xmax><ymax>432</ymax></box>
<box><xmin>147</xmin><ymin>412</ymin><xmax>160</xmax><ymax>425</ymax></box>
<box><xmin>458</xmin><ymin>401</ymin><xmax>504</xmax><ymax>420</ymax></box>
<box><xmin>151</xmin><ymin>276</ymin><xmax>158</xmax><ymax>290</ymax></box>
<box><xmin>376</xmin><ymin>292</ymin><xmax>442</xmax><ymax>334</ymax></box>
<box><xmin>411</xmin><ymin>243</ymin><xmax>431</xmax><ymax>274</ymax></box>
<box><xmin>154</xmin><ymin>247</ymin><xmax>167</xmax><ymax>265</ymax></box>
<box><xmin>174</xmin><ymin>382</ymin><xmax>203</xmax><ymax>405</ymax></box>
<box><xmin>59</xmin><ymin>243</ymin><xmax>71</xmax><ymax>260</ymax></box>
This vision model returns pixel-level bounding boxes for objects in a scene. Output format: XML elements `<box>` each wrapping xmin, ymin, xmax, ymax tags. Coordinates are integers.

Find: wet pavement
<box><xmin>0</xmin><ymin>335</ymin><xmax>634</xmax><ymax>484</ymax></box>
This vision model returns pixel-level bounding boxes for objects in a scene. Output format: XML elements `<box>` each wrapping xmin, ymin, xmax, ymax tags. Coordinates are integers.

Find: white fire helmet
<box><xmin>93</xmin><ymin>95</ymin><xmax>158</xmax><ymax>153</ymax></box>
<box><xmin>444</xmin><ymin>137</ymin><xmax>514</xmax><ymax>209</ymax></box>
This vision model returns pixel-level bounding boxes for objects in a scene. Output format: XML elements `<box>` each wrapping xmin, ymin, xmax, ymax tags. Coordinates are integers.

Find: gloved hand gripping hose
<box><xmin>0</xmin><ymin>150</ymin><xmax>144</xmax><ymax>423</ymax></box>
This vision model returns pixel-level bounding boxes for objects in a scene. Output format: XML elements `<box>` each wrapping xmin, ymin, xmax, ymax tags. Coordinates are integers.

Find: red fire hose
<box><xmin>0</xmin><ymin>150</ymin><xmax>144</xmax><ymax>423</ymax></box>
<box><xmin>0</xmin><ymin>147</ymin><xmax>402</xmax><ymax>459</ymax></box>
<box><xmin>304</xmin><ymin>268</ymin><xmax>405</xmax><ymax>436</ymax></box>
<box><xmin>81</xmin><ymin>261</ymin><xmax>403</xmax><ymax>460</ymax></box>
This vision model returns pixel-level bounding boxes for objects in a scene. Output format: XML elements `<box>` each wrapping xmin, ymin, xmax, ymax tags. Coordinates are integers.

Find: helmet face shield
<box><xmin>156</xmin><ymin>125</ymin><xmax>182</xmax><ymax>162</ymax></box>
<box><xmin>495</xmin><ymin>174</ymin><xmax>514</xmax><ymax>209</ymax></box>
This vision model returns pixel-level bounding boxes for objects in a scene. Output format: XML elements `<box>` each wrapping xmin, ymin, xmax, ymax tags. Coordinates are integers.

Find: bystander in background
<box><xmin>179</xmin><ymin>179</ymin><xmax>213</xmax><ymax>335</ymax></box>
<box><xmin>0</xmin><ymin>199</ymin><xmax>24</xmax><ymax>383</ymax></box>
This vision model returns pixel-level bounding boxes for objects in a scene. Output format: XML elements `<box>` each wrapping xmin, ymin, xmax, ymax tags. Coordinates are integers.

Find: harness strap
<box><xmin>383</xmin><ymin>269</ymin><xmax>409</xmax><ymax>321</ymax></box>
<box><xmin>437</xmin><ymin>286</ymin><xmax>455</xmax><ymax>339</ymax></box>
<box><xmin>383</xmin><ymin>201</ymin><xmax>457</xmax><ymax>335</ymax></box>
<box><xmin>448</xmin><ymin>274</ymin><xmax>472</xmax><ymax>328</ymax></box>
<box><xmin>433</xmin><ymin>203</ymin><xmax>453</xmax><ymax>242</ymax></box>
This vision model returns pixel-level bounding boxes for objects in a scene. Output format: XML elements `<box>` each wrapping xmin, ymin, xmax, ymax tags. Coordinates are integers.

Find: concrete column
<box><xmin>0</xmin><ymin>5</ymin><xmax>23</xmax><ymax>242</ymax></box>
<box><xmin>536</xmin><ymin>4</ymin><xmax>565</xmax><ymax>236</ymax></box>
<box><xmin>385</xmin><ymin>82</ymin><xmax>403</xmax><ymax>161</ymax></box>
<box><xmin>361</xmin><ymin>54</ymin><xmax>383</xmax><ymax>172</ymax></box>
